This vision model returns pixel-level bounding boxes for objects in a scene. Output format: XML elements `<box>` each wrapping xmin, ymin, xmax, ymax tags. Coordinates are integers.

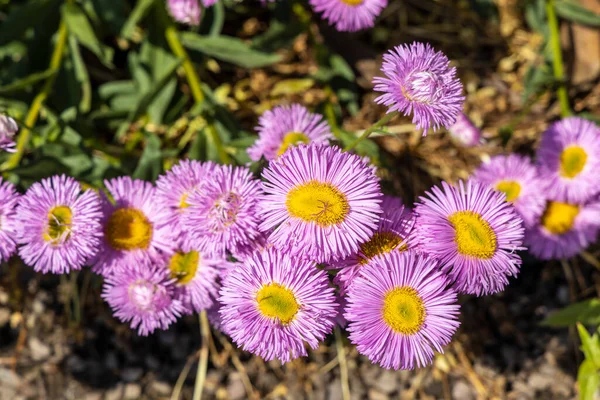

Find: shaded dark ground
<box><xmin>2</xmin><ymin>0</ymin><xmax>600</xmax><ymax>398</ymax></box>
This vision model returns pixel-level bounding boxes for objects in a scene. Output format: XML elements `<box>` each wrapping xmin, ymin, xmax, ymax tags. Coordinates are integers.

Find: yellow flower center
<box><xmin>495</xmin><ymin>180</ymin><xmax>521</xmax><ymax>202</ymax></box>
<box><xmin>448</xmin><ymin>211</ymin><xmax>497</xmax><ymax>259</ymax></box>
<box><xmin>358</xmin><ymin>231</ymin><xmax>407</xmax><ymax>265</ymax></box>
<box><xmin>256</xmin><ymin>283</ymin><xmax>299</xmax><ymax>324</ymax></box>
<box><xmin>277</xmin><ymin>132</ymin><xmax>310</xmax><ymax>157</ymax></box>
<box><xmin>340</xmin><ymin>0</ymin><xmax>364</xmax><ymax>5</ymax></box>
<box><xmin>105</xmin><ymin>208</ymin><xmax>153</xmax><ymax>251</ymax></box>
<box><xmin>382</xmin><ymin>287</ymin><xmax>426</xmax><ymax>335</ymax></box>
<box><xmin>179</xmin><ymin>193</ymin><xmax>190</xmax><ymax>209</ymax></box>
<box><xmin>541</xmin><ymin>201</ymin><xmax>579</xmax><ymax>235</ymax></box>
<box><xmin>286</xmin><ymin>181</ymin><xmax>349</xmax><ymax>226</ymax></box>
<box><xmin>560</xmin><ymin>146</ymin><xmax>587</xmax><ymax>178</ymax></box>
<box><xmin>168</xmin><ymin>251</ymin><xmax>200</xmax><ymax>285</ymax></box>
<box><xmin>44</xmin><ymin>206</ymin><xmax>72</xmax><ymax>244</ymax></box>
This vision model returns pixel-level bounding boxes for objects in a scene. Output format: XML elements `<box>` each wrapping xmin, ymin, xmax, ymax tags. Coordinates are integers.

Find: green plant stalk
<box><xmin>1</xmin><ymin>21</ymin><xmax>68</xmax><ymax>171</ymax></box>
<box><xmin>546</xmin><ymin>0</ymin><xmax>571</xmax><ymax>117</ymax></box>
<box><xmin>162</xmin><ymin>10</ymin><xmax>231</xmax><ymax>164</ymax></box>
<box><xmin>192</xmin><ymin>311</ymin><xmax>210</xmax><ymax>400</ymax></box>
<box><xmin>343</xmin><ymin>111</ymin><xmax>398</xmax><ymax>152</ymax></box>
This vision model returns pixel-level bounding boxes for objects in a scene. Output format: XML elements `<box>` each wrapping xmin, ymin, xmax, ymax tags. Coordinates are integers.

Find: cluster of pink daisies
<box><xmin>2</xmin><ymin>39</ymin><xmax>598</xmax><ymax>371</ymax></box>
<box><xmin>472</xmin><ymin>117</ymin><xmax>600</xmax><ymax>261</ymax></box>
<box><xmin>167</xmin><ymin>0</ymin><xmax>388</xmax><ymax>32</ymax></box>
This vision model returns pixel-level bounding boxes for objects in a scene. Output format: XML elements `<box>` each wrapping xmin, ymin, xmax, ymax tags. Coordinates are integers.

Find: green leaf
<box><xmin>181</xmin><ymin>33</ymin><xmax>282</xmax><ymax>68</ymax></box>
<box><xmin>578</xmin><ymin>359</ymin><xmax>600</xmax><ymax>400</ymax></box>
<box><xmin>69</xmin><ymin>36</ymin><xmax>92</xmax><ymax>113</ymax></box>
<box><xmin>133</xmin><ymin>134</ymin><xmax>162</xmax><ymax>181</ymax></box>
<box><xmin>121</xmin><ymin>0</ymin><xmax>156</xmax><ymax>39</ymax></box>
<box><xmin>270</xmin><ymin>79</ymin><xmax>315</xmax><ymax>97</ymax></box>
<box><xmin>543</xmin><ymin>299</ymin><xmax>600</xmax><ymax>327</ymax></box>
<box><xmin>0</xmin><ymin>69</ymin><xmax>56</xmax><ymax>94</ymax></box>
<box><xmin>555</xmin><ymin>1</ymin><xmax>600</xmax><ymax>27</ymax></box>
<box><xmin>62</xmin><ymin>3</ymin><xmax>114</xmax><ymax>68</ymax></box>
<box><xmin>578</xmin><ymin>323</ymin><xmax>600</xmax><ymax>369</ymax></box>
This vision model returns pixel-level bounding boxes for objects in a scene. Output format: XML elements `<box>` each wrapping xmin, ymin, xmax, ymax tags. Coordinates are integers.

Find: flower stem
<box><xmin>1</xmin><ymin>21</ymin><xmax>68</xmax><ymax>171</ymax></box>
<box><xmin>546</xmin><ymin>0</ymin><xmax>571</xmax><ymax>118</ymax></box>
<box><xmin>335</xmin><ymin>326</ymin><xmax>351</xmax><ymax>400</ymax></box>
<box><xmin>343</xmin><ymin>112</ymin><xmax>398</xmax><ymax>152</ymax></box>
<box><xmin>192</xmin><ymin>311</ymin><xmax>210</xmax><ymax>400</ymax></box>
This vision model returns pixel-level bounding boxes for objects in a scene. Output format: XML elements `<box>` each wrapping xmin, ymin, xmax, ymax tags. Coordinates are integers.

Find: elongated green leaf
<box><xmin>121</xmin><ymin>0</ymin><xmax>156</xmax><ymax>39</ymax></box>
<box><xmin>0</xmin><ymin>69</ymin><xmax>56</xmax><ymax>94</ymax></box>
<box><xmin>181</xmin><ymin>33</ymin><xmax>281</xmax><ymax>68</ymax></box>
<box><xmin>578</xmin><ymin>359</ymin><xmax>600</xmax><ymax>400</ymax></box>
<box><xmin>62</xmin><ymin>3</ymin><xmax>114</xmax><ymax>68</ymax></box>
<box><xmin>133</xmin><ymin>134</ymin><xmax>162</xmax><ymax>181</ymax></box>
<box><xmin>556</xmin><ymin>1</ymin><xmax>600</xmax><ymax>27</ymax></box>
<box><xmin>542</xmin><ymin>299</ymin><xmax>600</xmax><ymax>327</ymax></box>
<box><xmin>578</xmin><ymin>323</ymin><xmax>600</xmax><ymax>369</ymax></box>
<box><xmin>69</xmin><ymin>36</ymin><xmax>91</xmax><ymax>113</ymax></box>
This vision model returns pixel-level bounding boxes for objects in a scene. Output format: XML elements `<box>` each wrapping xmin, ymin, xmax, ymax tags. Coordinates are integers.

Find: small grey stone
<box><xmin>374</xmin><ymin>369</ymin><xmax>397</xmax><ymax>394</ymax></box>
<box><xmin>227</xmin><ymin>373</ymin><xmax>246</xmax><ymax>400</ymax></box>
<box><xmin>150</xmin><ymin>381</ymin><xmax>171</xmax><ymax>396</ymax></box>
<box><xmin>452</xmin><ymin>381</ymin><xmax>475</xmax><ymax>400</ymax></box>
<box><xmin>327</xmin><ymin>379</ymin><xmax>342</xmax><ymax>400</ymax></box>
<box><xmin>83</xmin><ymin>392</ymin><xmax>103</xmax><ymax>400</ymax></box>
<box><xmin>32</xmin><ymin>299</ymin><xmax>45</xmax><ymax>315</ymax></box>
<box><xmin>28</xmin><ymin>337</ymin><xmax>51</xmax><ymax>361</ymax></box>
<box><xmin>0</xmin><ymin>367</ymin><xmax>22</xmax><ymax>387</ymax></box>
<box><xmin>123</xmin><ymin>383</ymin><xmax>141</xmax><ymax>399</ymax></box>
<box><xmin>144</xmin><ymin>355</ymin><xmax>160</xmax><ymax>370</ymax></box>
<box><xmin>557</xmin><ymin>286</ymin><xmax>570</xmax><ymax>305</ymax></box>
<box><xmin>104</xmin><ymin>352</ymin><xmax>119</xmax><ymax>370</ymax></box>
<box><xmin>120</xmin><ymin>367</ymin><xmax>143</xmax><ymax>382</ymax></box>
<box><xmin>104</xmin><ymin>383</ymin><xmax>124</xmax><ymax>400</ymax></box>
<box><xmin>0</xmin><ymin>308</ymin><xmax>10</xmax><ymax>326</ymax></box>
<box><xmin>367</xmin><ymin>389</ymin><xmax>388</xmax><ymax>400</ymax></box>
<box><xmin>66</xmin><ymin>355</ymin><xmax>86</xmax><ymax>373</ymax></box>
<box><xmin>527</xmin><ymin>371</ymin><xmax>554</xmax><ymax>391</ymax></box>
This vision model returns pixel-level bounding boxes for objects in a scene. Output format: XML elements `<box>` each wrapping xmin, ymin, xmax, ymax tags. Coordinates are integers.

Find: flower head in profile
<box><xmin>165</xmin><ymin>244</ymin><xmax>222</xmax><ymax>314</ymax></box>
<box><xmin>525</xmin><ymin>198</ymin><xmax>600</xmax><ymax>260</ymax></box>
<box><xmin>102</xmin><ymin>263</ymin><xmax>185</xmax><ymax>336</ymax></box>
<box><xmin>0</xmin><ymin>115</ymin><xmax>18</xmax><ymax>153</ymax></box>
<box><xmin>448</xmin><ymin>112</ymin><xmax>483</xmax><ymax>147</ymax></box>
<box><xmin>345</xmin><ymin>251</ymin><xmax>460</xmax><ymax>370</ymax></box>
<box><xmin>219</xmin><ymin>248</ymin><xmax>337</xmax><ymax>363</ymax></box>
<box><xmin>15</xmin><ymin>175</ymin><xmax>103</xmax><ymax>274</ymax></box>
<box><xmin>92</xmin><ymin>177</ymin><xmax>172</xmax><ymax>276</ymax></box>
<box><xmin>167</xmin><ymin>0</ymin><xmax>217</xmax><ymax>25</ymax></box>
<box><xmin>414</xmin><ymin>180</ymin><xmax>525</xmax><ymax>296</ymax></box>
<box><xmin>0</xmin><ymin>178</ymin><xmax>19</xmax><ymax>263</ymax></box>
<box><xmin>182</xmin><ymin>165</ymin><xmax>263</xmax><ymax>259</ymax></box>
<box><xmin>259</xmin><ymin>143</ymin><xmax>382</xmax><ymax>263</ymax></box>
<box><xmin>248</xmin><ymin>104</ymin><xmax>333</xmax><ymax>162</ymax></box>
<box><xmin>155</xmin><ymin>160</ymin><xmax>217</xmax><ymax>243</ymax></box>
<box><xmin>536</xmin><ymin>117</ymin><xmax>600</xmax><ymax>203</ymax></box>
<box><xmin>472</xmin><ymin>154</ymin><xmax>545</xmax><ymax>226</ymax></box>
<box><xmin>373</xmin><ymin>42</ymin><xmax>464</xmax><ymax>132</ymax></box>
<box><xmin>309</xmin><ymin>0</ymin><xmax>388</xmax><ymax>32</ymax></box>
<box><xmin>334</xmin><ymin>204</ymin><xmax>415</xmax><ymax>294</ymax></box>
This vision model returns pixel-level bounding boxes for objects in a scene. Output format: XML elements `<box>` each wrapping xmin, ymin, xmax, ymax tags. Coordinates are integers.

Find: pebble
<box><xmin>0</xmin><ymin>308</ymin><xmax>10</xmax><ymax>326</ymax></box>
<box><xmin>150</xmin><ymin>380</ymin><xmax>171</xmax><ymax>396</ymax></box>
<box><xmin>123</xmin><ymin>383</ymin><xmax>142</xmax><ymax>399</ymax></box>
<box><xmin>452</xmin><ymin>381</ymin><xmax>475</xmax><ymax>400</ymax></box>
<box><xmin>374</xmin><ymin>369</ymin><xmax>397</xmax><ymax>394</ymax></box>
<box><xmin>28</xmin><ymin>337</ymin><xmax>51</xmax><ymax>361</ymax></box>
<box><xmin>0</xmin><ymin>367</ymin><xmax>22</xmax><ymax>387</ymax></box>
<box><xmin>104</xmin><ymin>383</ymin><xmax>124</xmax><ymax>400</ymax></box>
<box><xmin>367</xmin><ymin>389</ymin><xmax>388</xmax><ymax>400</ymax></box>
<box><xmin>120</xmin><ymin>367</ymin><xmax>143</xmax><ymax>382</ymax></box>
<box><xmin>227</xmin><ymin>372</ymin><xmax>246</xmax><ymax>400</ymax></box>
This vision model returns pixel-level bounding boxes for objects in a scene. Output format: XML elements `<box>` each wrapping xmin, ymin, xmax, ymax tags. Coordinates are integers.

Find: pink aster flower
<box><xmin>102</xmin><ymin>263</ymin><xmax>185</xmax><ymax>336</ymax></box>
<box><xmin>0</xmin><ymin>178</ymin><xmax>19</xmax><ymax>263</ymax></box>
<box><xmin>182</xmin><ymin>165</ymin><xmax>263</xmax><ymax>259</ymax></box>
<box><xmin>536</xmin><ymin>117</ymin><xmax>600</xmax><ymax>203</ymax></box>
<box><xmin>345</xmin><ymin>251</ymin><xmax>460</xmax><ymax>370</ymax></box>
<box><xmin>309</xmin><ymin>0</ymin><xmax>388</xmax><ymax>32</ymax></box>
<box><xmin>259</xmin><ymin>143</ymin><xmax>383</xmax><ymax>263</ymax></box>
<box><xmin>15</xmin><ymin>175</ymin><xmax>103</xmax><ymax>274</ymax></box>
<box><xmin>373</xmin><ymin>42</ymin><xmax>465</xmax><ymax>133</ymax></box>
<box><xmin>248</xmin><ymin>104</ymin><xmax>333</xmax><ymax>162</ymax></box>
<box><xmin>219</xmin><ymin>248</ymin><xmax>337</xmax><ymax>363</ymax></box>
<box><xmin>155</xmin><ymin>160</ymin><xmax>217</xmax><ymax>243</ymax></box>
<box><xmin>334</xmin><ymin>204</ymin><xmax>415</xmax><ymax>295</ymax></box>
<box><xmin>164</xmin><ymin>243</ymin><xmax>222</xmax><ymax>314</ymax></box>
<box><xmin>524</xmin><ymin>198</ymin><xmax>600</xmax><ymax>260</ymax></box>
<box><xmin>166</xmin><ymin>0</ymin><xmax>217</xmax><ymax>25</ymax></box>
<box><xmin>0</xmin><ymin>115</ymin><xmax>17</xmax><ymax>153</ymax></box>
<box><xmin>472</xmin><ymin>154</ymin><xmax>545</xmax><ymax>226</ymax></box>
<box><xmin>414</xmin><ymin>180</ymin><xmax>525</xmax><ymax>296</ymax></box>
<box><xmin>448</xmin><ymin>112</ymin><xmax>483</xmax><ymax>147</ymax></box>
<box><xmin>91</xmin><ymin>177</ymin><xmax>172</xmax><ymax>276</ymax></box>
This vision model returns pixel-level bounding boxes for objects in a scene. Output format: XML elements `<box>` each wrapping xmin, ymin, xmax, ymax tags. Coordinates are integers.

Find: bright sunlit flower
<box><xmin>309</xmin><ymin>0</ymin><xmax>388</xmax><ymax>32</ymax></box>
<box><xmin>0</xmin><ymin>178</ymin><xmax>19</xmax><ymax>263</ymax></box>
